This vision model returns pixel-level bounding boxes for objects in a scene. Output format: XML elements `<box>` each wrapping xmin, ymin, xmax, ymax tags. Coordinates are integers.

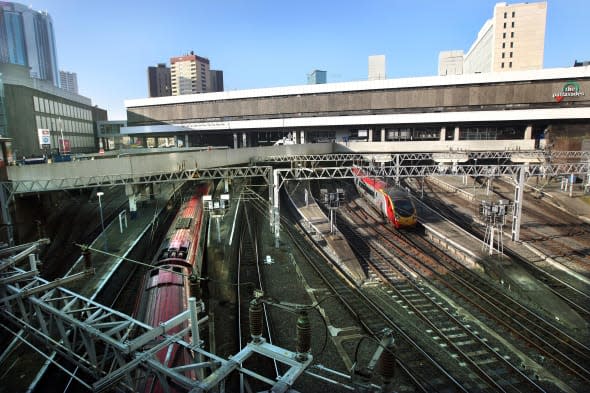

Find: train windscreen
<box><xmin>394</xmin><ymin>199</ymin><xmax>414</xmax><ymax>216</ymax></box>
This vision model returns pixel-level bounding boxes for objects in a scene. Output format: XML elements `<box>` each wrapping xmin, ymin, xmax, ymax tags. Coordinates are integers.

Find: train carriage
<box><xmin>133</xmin><ymin>182</ymin><xmax>212</xmax><ymax>392</ymax></box>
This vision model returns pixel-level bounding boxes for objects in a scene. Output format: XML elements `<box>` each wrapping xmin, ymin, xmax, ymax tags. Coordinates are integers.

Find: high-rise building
<box><xmin>209</xmin><ymin>69</ymin><xmax>224</xmax><ymax>92</ymax></box>
<box><xmin>60</xmin><ymin>70</ymin><xmax>78</xmax><ymax>94</ymax></box>
<box><xmin>307</xmin><ymin>70</ymin><xmax>327</xmax><ymax>84</ymax></box>
<box><xmin>368</xmin><ymin>55</ymin><xmax>386</xmax><ymax>80</ymax></box>
<box><xmin>440</xmin><ymin>1</ymin><xmax>547</xmax><ymax>75</ymax></box>
<box><xmin>0</xmin><ymin>2</ymin><xmax>59</xmax><ymax>86</ymax></box>
<box><xmin>170</xmin><ymin>52</ymin><xmax>210</xmax><ymax>95</ymax></box>
<box><xmin>147</xmin><ymin>63</ymin><xmax>171</xmax><ymax>97</ymax></box>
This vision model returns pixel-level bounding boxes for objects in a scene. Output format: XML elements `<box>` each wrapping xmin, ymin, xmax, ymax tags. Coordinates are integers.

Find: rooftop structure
<box><xmin>368</xmin><ymin>55</ymin><xmax>386</xmax><ymax>80</ymax></box>
<box><xmin>307</xmin><ymin>70</ymin><xmax>327</xmax><ymax>84</ymax></box>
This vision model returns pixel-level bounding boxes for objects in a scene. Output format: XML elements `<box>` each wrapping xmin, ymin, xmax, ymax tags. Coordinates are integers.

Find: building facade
<box><xmin>209</xmin><ymin>69</ymin><xmax>224</xmax><ymax>92</ymax></box>
<box><xmin>441</xmin><ymin>1</ymin><xmax>547</xmax><ymax>75</ymax></box>
<box><xmin>124</xmin><ymin>66</ymin><xmax>590</xmax><ymax>151</ymax></box>
<box><xmin>147</xmin><ymin>63</ymin><xmax>171</xmax><ymax>97</ymax></box>
<box><xmin>0</xmin><ymin>2</ymin><xmax>59</xmax><ymax>86</ymax></box>
<box><xmin>307</xmin><ymin>70</ymin><xmax>327</xmax><ymax>84</ymax></box>
<box><xmin>1</xmin><ymin>63</ymin><xmax>106</xmax><ymax>158</ymax></box>
<box><xmin>59</xmin><ymin>70</ymin><xmax>78</xmax><ymax>94</ymax></box>
<box><xmin>170</xmin><ymin>53</ymin><xmax>210</xmax><ymax>95</ymax></box>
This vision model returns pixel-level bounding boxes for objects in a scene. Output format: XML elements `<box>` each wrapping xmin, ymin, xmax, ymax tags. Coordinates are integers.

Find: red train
<box><xmin>133</xmin><ymin>182</ymin><xmax>212</xmax><ymax>392</ymax></box>
<box><xmin>352</xmin><ymin>166</ymin><xmax>417</xmax><ymax>229</ymax></box>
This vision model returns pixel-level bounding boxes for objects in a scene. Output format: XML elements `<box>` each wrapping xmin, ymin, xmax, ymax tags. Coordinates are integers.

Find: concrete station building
<box><xmin>122</xmin><ymin>66</ymin><xmax>590</xmax><ymax>152</ymax></box>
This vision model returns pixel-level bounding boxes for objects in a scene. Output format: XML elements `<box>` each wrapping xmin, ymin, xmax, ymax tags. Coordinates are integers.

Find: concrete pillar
<box><xmin>524</xmin><ymin>125</ymin><xmax>533</xmax><ymax>139</ymax></box>
<box><xmin>242</xmin><ymin>133</ymin><xmax>247</xmax><ymax>148</ymax></box>
<box><xmin>185</xmin><ymin>134</ymin><xmax>189</xmax><ymax>148</ymax></box>
<box><xmin>368</xmin><ymin>128</ymin><xmax>373</xmax><ymax>142</ymax></box>
<box><xmin>233</xmin><ymin>133</ymin><xmax>238</xmax><ymax>149</ymax></box>
<box><xmin>125</xmin><ymin>184</ymin><xmax>138</xmax><ymax>219</ymax></box>
<box><xmin>300</xmin><ymin>130</ymin><xmax>305</xmax><ymax>144</ymax></box>
<box><xmin>381</xmin><ymin>128</ymin><xmax>386</xmax><ymax>142</ymax></box>
<box><xmin>440</xmin><ymin>126</ymin><xmax>446</xmax><ymax>142</ymax></box>
<box><xmin>454</xmin><ymin>126</ymin><xmax>460</xmax><ymax>141</ymax></box>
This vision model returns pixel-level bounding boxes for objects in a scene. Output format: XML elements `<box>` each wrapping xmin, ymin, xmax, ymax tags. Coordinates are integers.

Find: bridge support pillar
<box><xmin>300</xmin><ymin>130</ymin><xmax>306</xmax><ymax>144</ymax></box>
<box><xmin>125</xmin><ymin>184</ymin><xmax>138</xmax><ymax>219</ymax></box>
<box><xmin>272</xmin><ymin>169</ymin><xmax>281</xmax><ymax>248</ymax></box>
<box><xmin>511</xmin><ymin>167</ymin><xmax>525</xmax><ymax>241</ymax></box>
<box><xmin>368</xmin><ymin>128</ymin><xmax>373</xmax><ymax>142</ymax></box>
<box><xmin>242</xmin><ymin>133</ymin><xmax>247</xmax><ymax>148</ymax></box>
<box><xmin>233</xmin><ymin>133</ymin><xmax>238</xmax><ymax>149</ymax></box>
<box><xmin>0</xmin><ymin>184</ymin><xmax>14</xmax><ymax>246</ymax></box>
<box><xmin>454</xmin><ymin>126</ymin><xmax>460</xmax><ymax>141</ymax></box>
<box><xmin>440</xmin><ymin>126</ymin><xmax>446</xmax><ymax>142</ymax></box>
<box><xmin>524</xmin><ymin>125</ymin><xmax>532</xmax><ymax>140</ymax></box>
<box><xmin>381</xmin><ymin>128</ymin><xmax>385</xmax><ymax>142</ymax></box>
<box><xmin>185</xmin><ymin>134</ymin><xmax>190</xmax><ymax>148</ymax></box>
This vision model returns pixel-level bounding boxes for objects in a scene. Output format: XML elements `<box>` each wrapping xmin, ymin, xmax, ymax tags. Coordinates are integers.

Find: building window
<box><xmin>503</xmin><ymin>22</ymin><xmax>507</xmax><ymax>28</ymax></box>
<box><xmin>510</xmin><ymin>52</ymin><xmax>513</xmax><ymax>58</ymax></box>
<box><xmin>511</xmin><ymin>31</ymin><xmax>514</xmax><ymax>38</ymax></box>
<box><xmin>512</xmin><ymin>11</ymin><xmax>515</xmax><ymax>17</ymax></box>
<box><xmin>501</xmin><ymin>62</ymin><xmax>505</xmax><ymax>68</ymax></box>
<box><xmin>510</xmin><ymin>42</ymin><xmax>514</xmax><ymax>48</ymax></box>
<box><xmin>504</xmin><ymin>11</ymin><xmax>507</xmax><ymax>18</ymax></box>
<box><xmin>502</xmin><ymin>52</ymin><xmax>505</xmax><ymax>58</ymax></box>
<box><xmin>503</xmin><ymin>32</ymin><xmax>506</xmax><ymax>39</ymax></box>
<box><xmin>509</xmin><ymin>62</ymin><xmax>512</xmax><ymax>68</ymax></box>
<box><xmin>511</xmin><ymin>21</ymin><xmax>515</xmax><ymax>28</ymax></box>
<box><xmin>502</xmin><ymin>43</ymin><xmax>505</xmax><ymax>48</ymax></box>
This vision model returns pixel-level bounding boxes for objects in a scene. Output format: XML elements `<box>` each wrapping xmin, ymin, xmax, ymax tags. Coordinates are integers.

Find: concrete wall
<box><xmin>127</xmin><ymin>77</ymin><xmax>590</xmax><ymax>126</ymax></box>
<box><xmin>6</xmin><ymin>143</ymin><xmax>333</xmax><ymax>186</ymax></box>
<box><xmin>334</xmin><ymin>139</ymin><xmax>536</xmax><ymax>153</ymax></box>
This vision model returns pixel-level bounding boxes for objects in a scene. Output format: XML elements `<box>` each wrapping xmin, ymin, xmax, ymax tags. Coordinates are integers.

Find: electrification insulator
<box><xmin>83</xmin><ymin>249</ymin><xmax>92</xmax><ymax>269</ymax></box>
<box><xmin>378</xmin><ymin>335</ymin><xmax>396</xmax><ymax>385</ymax></box>
<box><xmin>296</xmin><ymin>311</ymin><xmax>311</xmax><ymax>360</ymax></box>
<box><xmin>189</xmin><ymin>273</ymin><xmax>201</xmax><ymax>299</ymax></box>
<box><xmin>249</xmin><ymin>299</ymin><xmax>263</xmax><ymax>342</ymax></box>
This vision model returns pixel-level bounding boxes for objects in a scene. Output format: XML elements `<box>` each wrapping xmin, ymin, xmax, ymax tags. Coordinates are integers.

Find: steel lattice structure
<box><xmin>0</xmin><ymin>166</ymin><xmax>273</xmax><ymax>199</ymax></box>
<box><xmin>255</xmin><ymin>150</ymin><xmax>590</xmax><ymax>163</ymax></box>
<box><xmin>0</xmin><ymin>242</ymin><xmax>313</xmax><ymax>392</ymax></box>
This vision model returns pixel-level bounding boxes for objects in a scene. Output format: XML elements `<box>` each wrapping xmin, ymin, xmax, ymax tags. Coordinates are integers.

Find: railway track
<box><xmin>249</xmin><ymin>196</ymin><xmax>473</xmax><ymax>392</ymax></box>
<box><xmin>492</xmin><ymin>177</ymin><xmax>590</xmax><ymax>266</ymax></box>
<box><xmin>337</xmin><ymin>182</ymin><xmax>590</xmax><ymax>392</ymax></box>
<box><xmin>419</xmin><ymin>177</ymin><xmax>590</xmax><ymax>322</ymax></box>
<box><xmin>334</xmin><ymin>201</ymin><xmax>549</xmax><ymax>392</ymax></box>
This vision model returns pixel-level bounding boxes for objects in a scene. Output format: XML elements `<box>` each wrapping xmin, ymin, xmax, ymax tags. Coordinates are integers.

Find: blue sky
<box><xmin>28</xmin><ymin>0</ymin><xmax>590</xmax><ymax>119</ymax></box>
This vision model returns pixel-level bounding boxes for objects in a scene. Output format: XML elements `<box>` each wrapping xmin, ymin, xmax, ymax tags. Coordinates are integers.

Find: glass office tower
<box><xmin>0</xmin><ymin>2</ymin><xmax>59</xmax><ymax>86</ymax></box>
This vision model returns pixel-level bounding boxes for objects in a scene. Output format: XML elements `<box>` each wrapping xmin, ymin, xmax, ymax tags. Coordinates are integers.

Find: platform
<box><xmin>64</xmin><ymin>183</ymin><xmax>178</xmax><ymax>299</ymax></box>
<box><xmin>285</xmin><ymin>181</ymin><xmax>366</xmax><ymax>284</ymax></box>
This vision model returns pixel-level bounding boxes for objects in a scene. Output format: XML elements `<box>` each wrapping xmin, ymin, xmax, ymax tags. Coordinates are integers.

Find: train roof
<box><xmin>384</xmin><ymin>187</ymin><xmax>411</xmax><ymax>199</ymax></box>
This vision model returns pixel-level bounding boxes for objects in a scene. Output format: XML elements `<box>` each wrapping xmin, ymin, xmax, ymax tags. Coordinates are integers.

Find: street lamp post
<box><xmin>97</xmin><ymin>191</ymin><xmax>107</xmax><ymax>251</ymax></box>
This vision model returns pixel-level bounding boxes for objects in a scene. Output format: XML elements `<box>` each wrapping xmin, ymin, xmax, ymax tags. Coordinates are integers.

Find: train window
<box><xmin>173</xmin><ymin>267</ymin><xmax>182</xmax><ymax>274</ymax></box>
<box><xmin>150</xmin><ymin>269</ymin><xmax>159</xmax><ymax>277</ymax></box>
<box><xmin>176</xmin><ymin>217</ymin><xmax>192</xmax><ymax>229</ymax></box>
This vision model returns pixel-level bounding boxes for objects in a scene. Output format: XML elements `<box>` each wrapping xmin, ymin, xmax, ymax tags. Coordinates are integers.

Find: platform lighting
<box><xmin>97</xmin><ymin>191</ymin><xmax>107</xmax><ymax>251</ymax></box>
